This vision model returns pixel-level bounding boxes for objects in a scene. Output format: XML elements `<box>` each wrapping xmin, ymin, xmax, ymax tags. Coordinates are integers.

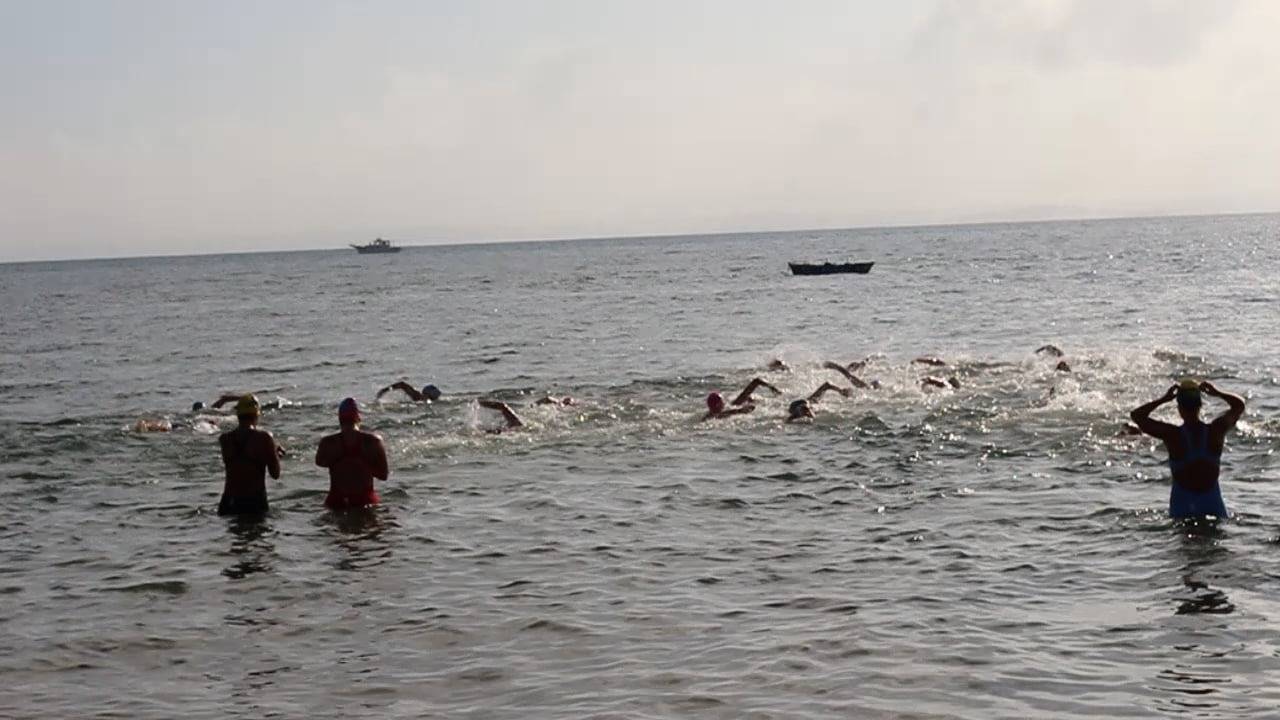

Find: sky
<box><xmin>2</xmin><ymin>0</ymin><xmax>1278</xmax><ymax>261</ymax></box>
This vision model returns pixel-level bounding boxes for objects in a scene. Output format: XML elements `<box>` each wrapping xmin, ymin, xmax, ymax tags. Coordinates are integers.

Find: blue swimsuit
<box><xmin>1167</xmin><ymin>423</ymin><xmax>1227</xmax><ymax>519</ymax></box>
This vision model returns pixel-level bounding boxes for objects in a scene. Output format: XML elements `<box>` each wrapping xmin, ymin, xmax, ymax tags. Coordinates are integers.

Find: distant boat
<box><xmin>351</xmin><ymin>238</ymin><xmax>401</xmax><ymax>254</ymax></box>
<box><xmin>788</xmin><ymin>261</ymin><xmax>874</xmax><ymax>276</ymax></box>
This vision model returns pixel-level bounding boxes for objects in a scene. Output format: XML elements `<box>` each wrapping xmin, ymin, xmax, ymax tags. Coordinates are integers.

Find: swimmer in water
<box><xmin>534</xmin><ymin>395</ymin><xmax>576</xmax><ymax>406</ymax></box>
<box><xmin>1035</xmin><ymin>344</ymin><xmax>1065</xmax><ymax>358</ymax></box>
<box><xmin>702</xmin><ymin>377</ymin><xmax>782</xmax><ymax>420</ymax></box>
<box><xmin>375</xmin><ymin>381</ymin><xmax>442</xmax><ymax>403</ymax></box>
<box><xmin>921</xmin><ymin>376</ymin><xmax>961</xmax><ymax>389</ymax></box>
<box><xmin>767</xmin><ymin>358</ymin><xmax>791</xmax><ymax>372</ymax></box>
<box><xmin>217</xmin><ymin>395</ymin><xmax>281</xmax><ymax>516</ymax></box>
<box><xmin>315</xmin><ymin>398</ymin><xmax>389</xmax><ymax>510</ymax></box>
<box><xmin>212</xmin><ymin>394</ymin><xmax>286</xmax><ymax>411</ymax></box>
<box><xmin>786</xmin><ymin>382</ymin><xmax>853</xmax><ymax>422</ymax></box>
<box><xmin>1129</xmin><ymin>380</ymin><xmax>1245</xmax><ymax>519</ymax></box>
<box><xmin>913</xmin><ymin>356</ymin><xmax>947</xmax><ymax>367</ymax></box>
<box><xmin>479</xmin><ymin>399</ymin><xmax>524</xmax><ymax>429</ymax></box>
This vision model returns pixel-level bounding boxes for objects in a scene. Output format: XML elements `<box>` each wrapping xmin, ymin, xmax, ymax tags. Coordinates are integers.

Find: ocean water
<box><xmin>2</xmin><ymin>214</ymin><xmax>1280</xmax><ymax>719</ymax></box>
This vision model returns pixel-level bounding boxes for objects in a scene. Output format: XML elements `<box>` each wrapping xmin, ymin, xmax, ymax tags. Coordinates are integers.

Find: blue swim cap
<box><xmin>422</xmin><ymin>384</ymin><xmax>442</xmax><ymax>401</ymax></box>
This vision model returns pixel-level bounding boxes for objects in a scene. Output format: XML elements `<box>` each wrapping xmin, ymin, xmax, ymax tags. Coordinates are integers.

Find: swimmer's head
<box><xmin>191</xmin><ymin>401</ymin><xmax>206</xmax><ymax>412</ymax></box>
<box><xmin>1176</xmin><ymin>379</ymin><xmax>1202</xmax><ymax>414</ymax></box>
<box><xmin>788</xmin><ymin>398</ymin><xmax>814</xmax><ymax>420</ymax></box>
<box><xmin>706</xmin><ymin>392</ymin><xmax>726</xmax><ymax>415</ymax></box>
<box><xmin>338</xmin><ymin>397</ymin><xmax>361</xmax><ymax>424</ymax></box>
<box><xmin>422</xmin><ymin>384</ymin><xmax>442</xmax><ymax>402</ymax></box>
<box><xmin>234</xmin><ymin>394</ymin><xmax>260</xmax><ymax>418</ymax></box>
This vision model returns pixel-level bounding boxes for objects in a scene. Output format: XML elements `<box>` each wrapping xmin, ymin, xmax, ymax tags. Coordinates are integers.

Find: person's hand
<box><xmin>276</xmin><ymin>445</ymin><xmax>287</xmax><ymax>458</ymax></box>
<box><xmin>1199</xmin><ymin>381</ymin><xmax>1218</xmax><ymax>396</ymax></box>
<box><xmin>1163</xmin><ymin>385</ymin><xmax>1179</xmax><ymax>402</ymax></box>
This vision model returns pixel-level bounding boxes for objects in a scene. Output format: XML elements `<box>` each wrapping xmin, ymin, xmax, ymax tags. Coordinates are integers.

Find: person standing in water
<box><xmin>217</xmin><ymin>395</ymin><xmax>282</xmax><ymax>516</ymax></box>
<box><xmin>1130</xmin><ymin>380</ymin><xmax>1245</xmax><ymax>518</ymax></box>
<box><xmin>315</xmin><ymin>398</ymin><xmax>389</xmax><ymax>510</ymax></box>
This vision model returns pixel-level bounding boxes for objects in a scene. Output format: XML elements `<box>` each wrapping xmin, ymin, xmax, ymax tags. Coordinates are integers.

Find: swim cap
<box><xmin>338</xmin><ymin>397</ymin><xmax>361</xmax><ymax>423</ymax></box>
<box><xmin>706</xmin><ymin>392</ymin><xmax>725</xmax><ymax>414</ymax></box>
<box><xmin>1176</xmin><ymin>379</ymin><xmax>1201</xmax><ymax>409</ymax></box>
<box><xmin>788</xmin><ymin>399</ymin><xmax>813</xmax><ymax>419</ymax></box>
<box><xmin>422</xmin><ymin>384</ymin><xmax>442</xmax><ymax>401</ymax></box>
<box><xmin>191</xmin><ymin>401</ymin><xmax>206</xmax><ymax>412</ymax></box>
<box><xmin>234</xmin><ymin>395</ymin><xmax>260</xmax><ymax>416</ymax></box>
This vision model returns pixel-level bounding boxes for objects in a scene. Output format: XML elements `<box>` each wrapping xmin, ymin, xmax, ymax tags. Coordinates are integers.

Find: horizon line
<box><xmin>2</xmin><ymin>208</ymin><xmax>1276</xmax><ymax>266</ymax></box>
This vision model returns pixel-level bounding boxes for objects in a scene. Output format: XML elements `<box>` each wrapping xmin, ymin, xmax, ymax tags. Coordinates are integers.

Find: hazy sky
<box><xmin>2</xmin><ymin>0</ymin><xmax>1278</xmax><ymax>261</ymax></box>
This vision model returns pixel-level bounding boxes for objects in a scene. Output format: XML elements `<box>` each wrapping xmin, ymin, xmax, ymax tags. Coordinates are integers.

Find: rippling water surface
<box><xmin>3</xmin><ymin>214</ymin><xmax>1280</xmax><ymax>718</ymax></box>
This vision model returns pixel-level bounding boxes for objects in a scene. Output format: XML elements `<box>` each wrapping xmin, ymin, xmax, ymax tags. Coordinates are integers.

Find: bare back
<box><xmin>219</xmin><ymin>427</ymin><xmax>279</xmax><ymax>498</ymax></box>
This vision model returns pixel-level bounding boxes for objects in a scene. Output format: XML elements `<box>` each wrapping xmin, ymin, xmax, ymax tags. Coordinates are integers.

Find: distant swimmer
<box><xmin>922</xmin><ymin>376</ymin><xmax>961</xmax><ymax>389</ymax></box>
<box><xmin>913</xmin><ymin>356</ymin><xmax>947</xmax><ymax>367</ymax></box>
<box><xmin>786</xmin><ymin>382</ymin><xmax>852</xmax><ymax>422</ymax></box>
<box><xmin>479</xmin><ymin>399</ymin><xmax>524</xmax><ymax>430</ymax></box>
<box><xmin>217</xmin><ymin>395</ymin><xmax>281</xmax><ymax>516</ymax></box>
<box><xmin>767</xmin><ymin>358</ymin><xmax>791</xmax><ymax>372</ymax></box>
<box><xmin>702</xmin><ymin>377</ymin><xmax>780</xmax><ymax>420</ymax></box>
<box><xmin>1055</xmin><ymin>360</ymin><xmax>1071</xmax><ymax>373</ymax></box>
<box><xmin>1130</xmin><ymin>380</ymin><xmax>1245</xmax><ymax>519</ymax></box>
<box><xmin>1035</xmin><ymin>344</ymin><xmax>1065</xmax><ymax>358</ymax></box>
<box><xmin>315</xmin><ymin>398</ymin><xmax>388</xmax><ymax>510</ymax></box>
<box><xmin>375</xmin><ymin>381</ymin><xmax>442</xmax><ymax>403</ymax></box>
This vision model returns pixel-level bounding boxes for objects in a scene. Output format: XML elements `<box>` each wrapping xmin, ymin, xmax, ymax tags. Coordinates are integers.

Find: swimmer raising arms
<box><xmin>479</xmin><ymin>399</ymin><xmax>524</xmax><ymax>430</ymax></box>
<box><xmin>786</xmin><ymin>382</ymin><xmax>853</xmax><ymax>422</ymax></box>
<box><xmin>1130</xmin><ymin>380</ymin><xmax>1245</xmax><ymax>519</ymax></box>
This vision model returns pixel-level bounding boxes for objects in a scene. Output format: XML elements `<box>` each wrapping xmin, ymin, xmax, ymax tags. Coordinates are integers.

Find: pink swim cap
<box><xmin>706</xmin><ymin>392</ymin><xmax>725</xmax><ymax>414</ymax></box>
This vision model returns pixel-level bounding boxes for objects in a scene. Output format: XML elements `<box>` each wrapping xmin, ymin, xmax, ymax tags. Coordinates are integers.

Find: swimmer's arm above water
<box><xmin>479</xmin><ymin>399</ymin><xmax>524</xmax><ymax>428</ymax></box>
<box><xmin>376</xmin><ymin>381</ymin><xmax>422</xmax><ymax>401</ymax></box>
<box><xmin>808</xmin><ymin>381</ymin><xmax>851</xmax><ymax>403</ymax></box>
<box><xmin>822</xmin><ymin>361</ymin><xmax>870</xmax><ymax>388</ymax></box>
<box><xmin>1201</xmin><ymin>382</ymin><xmax>1245</xmax><ymax>429</ymax></box>
<box><xmin>211</xmin><ymin>394</ymin><xmax>241</xmax><ymax>409</ymax></box>
<box><xmin>730</xmin><ymin>378</ymin><xmax>781</xmax><ymax>406</ymax></box>
<box><xmin>1129</xmin><ymin>385</ymin><xmax>1179</xmax><ymax>439</ymax></box>
<box><xmin>265</xmin><ymin>433</ymin><xmax>281</xmax><ymax>479</ymax></box>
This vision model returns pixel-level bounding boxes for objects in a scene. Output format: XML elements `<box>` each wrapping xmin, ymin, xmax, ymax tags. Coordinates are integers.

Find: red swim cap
<box><xmin>706</xmin><ymin>392</ymin><xmax>725</xmax><ymax>414</ymax></box>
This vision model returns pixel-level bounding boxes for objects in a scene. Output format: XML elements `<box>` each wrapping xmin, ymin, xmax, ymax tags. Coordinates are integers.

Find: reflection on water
<box><xmin>1172</xmin><ymin>519</ymin><xmax>1234</xmax><ymax>616</ymax></box>
<box><xmin>222</xmin><ymin>516</ymin><xmax>277</xmax><ymax>580</ymax></box>
<box><xmin>321</xmin><ymin>508</ymin><xmax>395</xmax><ymax>571</ymax></box>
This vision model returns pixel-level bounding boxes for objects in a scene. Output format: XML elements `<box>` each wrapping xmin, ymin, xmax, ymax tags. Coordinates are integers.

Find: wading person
<box><xmin>217</xmin><ymin>395</ymin><xmax>282</xmax><ymax>516</ymax></box>
<box><xmin>1129</xmin><ymin>380</ymin><xmax>1245</xmax><ymax>519</ymax></box>
<box><xmin>315</xmin><ymin>398</ymin><xmax>389</xmax><ymax>510</ymax></box>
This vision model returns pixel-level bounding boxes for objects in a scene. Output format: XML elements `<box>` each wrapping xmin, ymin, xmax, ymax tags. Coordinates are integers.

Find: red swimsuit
<box><xmin>324</xmin><ymin>434</ymin><xmax>379</xmax><ymax>510</ymax></box>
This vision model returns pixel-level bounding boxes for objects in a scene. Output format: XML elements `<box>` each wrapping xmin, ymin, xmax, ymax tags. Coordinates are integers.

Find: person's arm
<box><xmin>808</xmin><ymin>381</ymin><xmax>851</xmax><ymax>403</ymax></box>
<box><xmin>731</xmin><ymin>378</ymin><xmax>780</xmax><ymax>406</ymax></box>
<box><xmin>1129</xmin><ymin>385</ymin><xmax>1179</xmax><ymax>439</ymax></box>
<box><xmin>212</xmin><ymin>394</ymin><xmax>241</xmax><ymax>409</ymax></box>
<box><xmin>263</xmin><ymin>432</ymin><xmax>281</xmax><ymax>480</ymax></box>
<box><xmin>315</xmin><ymin>436</ymin><xmax>333</xmax><ymax>468</ymax></box>
<box><xmin>822</xmin><ymin>361</ymin><xmax>869</xmax><ymax>388</ymax></box>
<box><xmin>1202</xmin><ymin>381</ymin><xmax>1245</xmax><ymax>430</ymax></box>
<box><xmin>377</xmin><ymin>381</ymin><xmax>420</xmax><ymax>401</ymax></box>
<box><xmin>368</xmin><ymin>435</ymin><xmax>389</xmax><ymax>481</ymax></box>
<box><xmin>480</xmin><ymin>399</ymin><xmax>523</xmax><ymax>428</ymax></box>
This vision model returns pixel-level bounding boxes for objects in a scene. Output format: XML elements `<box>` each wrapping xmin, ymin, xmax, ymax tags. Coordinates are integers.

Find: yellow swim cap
<box><xmin>1179</xmin><ymin>379</ymin><xmax>1200</xmax><ymax>391</ymax></box>
<box><xmin>235</xmin><ymin>394</ymin><xmax>260</xmax><ymax>416</ymax></box>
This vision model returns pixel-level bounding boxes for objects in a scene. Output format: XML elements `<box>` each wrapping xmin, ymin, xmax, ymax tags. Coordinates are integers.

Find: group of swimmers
<box><xmin>209</xmin><ymin>348</ymin><xmax>1248</xmax><ymax>523</ymax></box>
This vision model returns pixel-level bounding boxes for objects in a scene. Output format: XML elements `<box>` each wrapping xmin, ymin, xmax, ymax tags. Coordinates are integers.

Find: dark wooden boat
<box><xmin>351</xmin><ymin>238</ymin><xmax>401</xmax><ymax>254</ymax></box>
<box><xmin>788</xmin><ymin>261</ymin><xmax>874</xmax><ymax>276</ymax></box>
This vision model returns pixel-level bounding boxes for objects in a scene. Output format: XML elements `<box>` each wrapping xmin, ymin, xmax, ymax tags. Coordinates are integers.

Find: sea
<box><xmin>2</xmin><ymin>213</ymin><xmax>1279</xmax><ymax>719</ymax></box>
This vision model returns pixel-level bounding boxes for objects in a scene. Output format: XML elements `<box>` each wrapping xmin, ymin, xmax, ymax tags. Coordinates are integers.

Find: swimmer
<box><xmin>1055</xmin><ymin>360</ymin><xmax>1071</xmax><ymax>373</ymax></box>
<box><xmin>1035</xmin><ymin>344</ymin><xmax>1065</xmax><ymax>358</ymax></box>
<box><xmin>375</xmin><ymin>381</ymin><xmax>442</xmax><ymax>403</ymax></box>
<box><xmin>767</xmin><ymin>358</ymin><xmax>791</xmax><ymax>372</ymax></box>
<box><xmin>922</xmin><ymin>376</ymin><xmax>961</xmax><ymax>389</ymax></box>
<box><xmin>479</xmin><ymin>399</ymin><xmax>524</xmax><ymax>429</ymax></box>
<box><xmin>822</xmin><ymin>360</ymin><xmax>871</xmax><ymax>389</ymax></box>
<box><xmin>786</xmin><ymin>382</ymin><xmax>852</xmax><ymax>423</ymax></box>
<box><xmin>132</xmin><ymin>418</ymin><xmax>173</xmax><ymax>433</ymax></box>
<box><xmin>315</xmin><ymin>398</ymin><xmax>389</xmax><ymax>510</ymax></box>
<box><xmin>1129</xmin><ymin>380</ymin><xmax>1245</xmax><ymax>519</ymax></box>
<box><xmin>217</xmin><ymin>395</ymin><xmax>281</xmax><ymax>516</ymax></box>
<box><xmin>702</xmin><ymin>392</ymin><xmax>754</xmax><ymax>420</ymax></box>
<box><xmin>913</xmin><ymin>356</ymin><xmax>947</xmax><ymax>367</ymax></box>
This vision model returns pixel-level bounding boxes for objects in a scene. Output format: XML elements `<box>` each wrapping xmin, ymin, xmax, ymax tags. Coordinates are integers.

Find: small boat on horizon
<box><xmin>788</xmin><ymin>261</ymin><xmax>874</xmax><ymax>276</ymax></box>
<box><xmin>351</xmin><ymin>238</ymin><xmax>401</xmax><ymax>254</ymax></box>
